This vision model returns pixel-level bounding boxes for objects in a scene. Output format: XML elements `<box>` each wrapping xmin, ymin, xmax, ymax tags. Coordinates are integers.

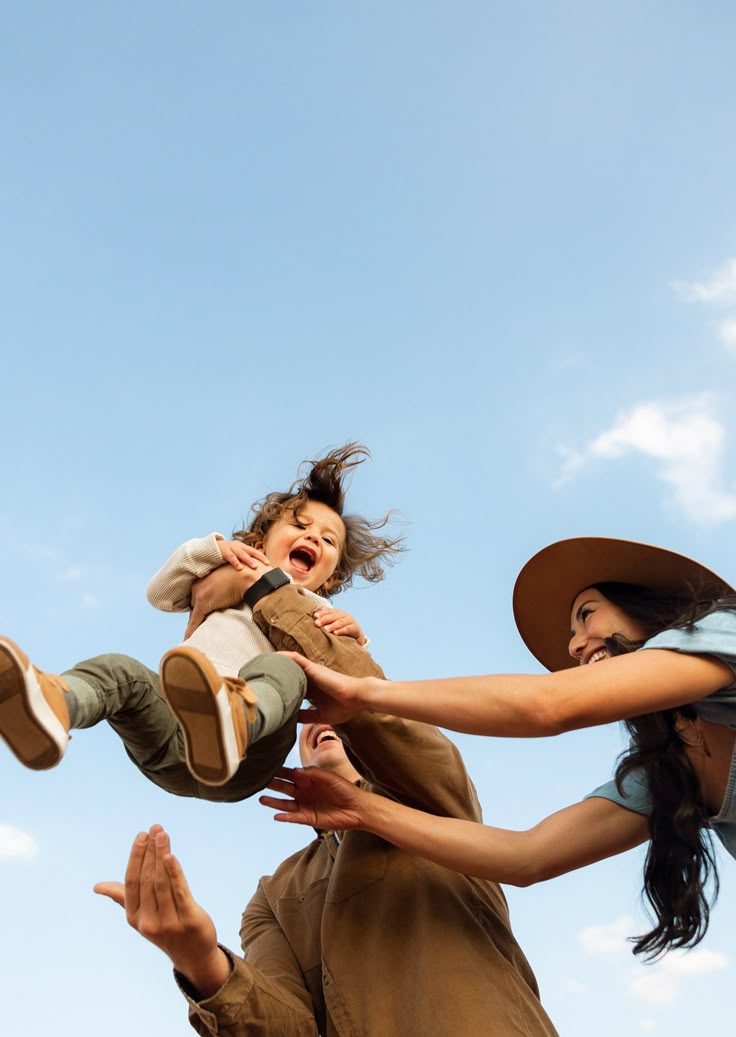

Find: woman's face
<box><xmin>568</xmin><ymin>587</ymin><xmax>649</xmax><ymax>666</ymax></box>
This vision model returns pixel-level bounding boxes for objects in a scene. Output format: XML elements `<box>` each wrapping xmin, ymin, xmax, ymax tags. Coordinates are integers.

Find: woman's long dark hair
<box><xmin>594</xmin><ymin>581</ymin><xmax>736</xmax><ymax>958</ymax></box>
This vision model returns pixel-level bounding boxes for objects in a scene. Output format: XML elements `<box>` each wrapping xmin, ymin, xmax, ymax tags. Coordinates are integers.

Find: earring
<box><xmin>678</xmin><ymin>727</ymin><xmax>712</xmax><ymax>758</ymax></box>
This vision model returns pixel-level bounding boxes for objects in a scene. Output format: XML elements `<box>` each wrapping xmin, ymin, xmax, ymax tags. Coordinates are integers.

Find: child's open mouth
<box><xmin>289</xmin><ymin>547</ymin><xmax>316</xmax><ymax>573</ymax></box>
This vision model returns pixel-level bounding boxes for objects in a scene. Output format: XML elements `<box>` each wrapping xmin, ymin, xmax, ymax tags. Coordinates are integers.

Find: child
<box><xmin>0</xmin><ymin>443</ymin><xmax>402</xmax><ymax>802</ymax></box>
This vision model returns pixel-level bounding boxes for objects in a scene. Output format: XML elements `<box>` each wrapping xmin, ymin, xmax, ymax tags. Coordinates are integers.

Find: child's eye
<box><xmin>581</xmin><ymin>607</ymin><xmax>593</xmax><ymax>622</ymax></box>
<box><xmin>323</xmin><ymin>537</ymin><xmax>334</xmax><ymax>547</ymax></box>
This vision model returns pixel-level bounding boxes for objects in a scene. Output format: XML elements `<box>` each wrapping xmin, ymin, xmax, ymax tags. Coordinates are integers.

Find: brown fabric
<box><xmin>513</xmin><ymin>536</ymin><xmax>733</xmax><ymax>672</ymax></box>
<box><xmin>252</xmin><ymin>584</ymin><xmax>387</xmax><ymax>679</ymax></box>
<box><xmin>184</xmin><ymin>712</ymin><xmax>560</xmax><ymax>1036</ymax></box>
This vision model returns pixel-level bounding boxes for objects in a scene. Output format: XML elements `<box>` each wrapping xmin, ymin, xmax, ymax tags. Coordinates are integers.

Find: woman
<box><xmin>261</xmin><ymin>537</ymin><xmax>736</xmax><ymax>958</ymax></box>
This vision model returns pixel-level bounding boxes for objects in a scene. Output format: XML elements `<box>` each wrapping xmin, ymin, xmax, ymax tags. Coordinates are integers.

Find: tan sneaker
<box><xmin>0</xmin><ymin>638</ymin><xmax>70</xmax><ymax>770</ymax></box>
<box><xmin>159</xmin><ymin>646</ymin><xmax>258</xmax><ymax>786</ymax></box>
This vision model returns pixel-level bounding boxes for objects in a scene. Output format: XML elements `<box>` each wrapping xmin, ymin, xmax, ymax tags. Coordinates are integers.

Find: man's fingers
<box><xmin>93</xmin><ymin>881</ymin><xmax>126</xmax><ymax>907</ymax></box>
<box><xmin>153</xmin><ymin>829</ymin><xmax>179</xmax><ymax>921</ymax></box>
<box><xmin>123</xmin><ymin>831</ymin><xmax>150</xmax><ymax>917</ymax></box>
<box><xmin>137</xmin><ymin>825</ymin><xmax>163</xmax><ymax>916</ymax></box>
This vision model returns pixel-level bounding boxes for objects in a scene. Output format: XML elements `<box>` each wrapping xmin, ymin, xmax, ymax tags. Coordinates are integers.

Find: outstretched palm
<box><xmin>261</xmin><ymin>766</ymin><xmax>367</xmax><ymax>832</ymax></box>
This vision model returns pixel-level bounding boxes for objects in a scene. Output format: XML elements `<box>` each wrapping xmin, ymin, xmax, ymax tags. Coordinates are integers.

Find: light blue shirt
<box><xmin>586</xmin><ymin>609</ymin><xmax>736</xmax><ymax>858</ymax></box>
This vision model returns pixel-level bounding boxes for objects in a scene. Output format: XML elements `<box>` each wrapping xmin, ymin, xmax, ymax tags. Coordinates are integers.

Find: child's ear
<box><xmin>321</xmin><ymin>573</ymin><xmax>342</xmax><ymax>595</ymax></box>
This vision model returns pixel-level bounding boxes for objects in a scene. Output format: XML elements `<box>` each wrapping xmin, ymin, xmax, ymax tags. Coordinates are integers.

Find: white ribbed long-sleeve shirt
<box><xmin>147</xmin><ymin>533</ymin><xmax>326</xmax><ymax>677</ymax></box>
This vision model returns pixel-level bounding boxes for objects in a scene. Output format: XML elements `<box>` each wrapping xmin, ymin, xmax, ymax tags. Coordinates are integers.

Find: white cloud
<box><xmin>717</xmin><ymin>315</ymin><xmax>736</xmax><ymax>353</ymax></box>
<box><xmin>578</xmin><ymin>917</ymin><xmax>730</xmax><ymax>1018</ymax></box>
<box><xmin>557</xmin><ymin>394</ymin><xmax>736</xmax><ymax>525</ymax></box>
<box><xmin>672</xmin><ymin>257</ymin><xmax>736</xmax><ymax>305</ymax></box>
<box><xmin>578</xmin><ymin>915</ymin><xmax>635</xmax><ymax>957</ymax></box>
<box><xmin>0</xmin><ymin>824</ymin><xmax>38</xmax><ymax>862</ymax></box>
<box><xmin>628</xmin><ymin>948</ymin><xmax>729</xmax><ymax>1008</ymax></box>
<box><xmin>563</xmin><ymin>978</ymin><xmax>586</xmax><ymax>994</ymax></box>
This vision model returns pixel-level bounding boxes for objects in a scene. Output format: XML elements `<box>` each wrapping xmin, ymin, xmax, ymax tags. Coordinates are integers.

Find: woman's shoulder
<box><xmin>643</xmin><ymin>608</ymin><xmax>736</xmax><ymax>715</ymax></box>
<box><xmin>643</xmin><ymin>607</ymin><xmax>736</xmax><ymax>656</ymax></box>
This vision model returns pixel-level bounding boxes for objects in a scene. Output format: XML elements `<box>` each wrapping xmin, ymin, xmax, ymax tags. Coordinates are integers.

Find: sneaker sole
<box><xmin>0</xmin><ymin>639</ymin><xmax>69</xmax><ymax>770</ymax></box>
<box><xmin>160</xmin><ymin>650</ymin><xmax>240</xmax><ymax>786</ymax></box>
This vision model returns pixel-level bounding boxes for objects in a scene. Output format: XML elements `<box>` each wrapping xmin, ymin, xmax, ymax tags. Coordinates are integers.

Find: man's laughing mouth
<box><xmin>311</xmin><ymin>726</ymin><xmax>339</xmax><ymax>749</ymax></box>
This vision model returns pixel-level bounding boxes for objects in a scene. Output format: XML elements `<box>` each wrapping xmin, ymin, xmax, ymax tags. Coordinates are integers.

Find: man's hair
<box><xmin>233</xmin><ymin>442</ymin><xmax>405</xmax><ymax>597</ymax></box>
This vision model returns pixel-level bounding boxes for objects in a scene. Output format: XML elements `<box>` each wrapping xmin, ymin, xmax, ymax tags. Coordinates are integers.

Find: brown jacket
<box><xmin>181</xmin><ymin>586</ymin><xmax>559</xmax><ymax>1037</ymax></box>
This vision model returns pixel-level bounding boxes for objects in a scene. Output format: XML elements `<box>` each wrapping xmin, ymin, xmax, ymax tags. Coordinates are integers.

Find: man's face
<box><xmin>259</xmin><ymin>500</ymin><xmax>346</xmax><ymax>594</ymax></box>
<box><xmin>299</xmin><ymin>722</ymin><xmax>350</xmax><ymax>772</ymax></box>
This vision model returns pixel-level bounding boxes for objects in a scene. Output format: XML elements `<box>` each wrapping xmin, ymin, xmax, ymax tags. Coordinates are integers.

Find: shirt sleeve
<box><xmin>175</xmin><ymin>896</ymin><xmax>320</xmax><ymax>1037</ymax></box>
<box><xmin>585</xmin><ymin>769</ymin><xmax>653</xmax><ymax>817</ymax></box>
<box><xmin>640</xmin><ymin>609</ymin><xmax>736</xmax><ymax>683</ymax></box>
<box><xmin>252</xmin><ymin>584</ymin><xmax>384</xmax><ymax>678</ymax></box>
<box><xmin>147</xmin><ymin>534</ymin><xmax>226</xmax><ymax>613</ymax></box>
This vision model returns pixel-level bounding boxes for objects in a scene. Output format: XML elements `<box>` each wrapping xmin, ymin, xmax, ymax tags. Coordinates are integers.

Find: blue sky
<box><xmin>1</xmin><ymin>3</ymin><xmax>735</xmax><ymax>1034</ymax></box>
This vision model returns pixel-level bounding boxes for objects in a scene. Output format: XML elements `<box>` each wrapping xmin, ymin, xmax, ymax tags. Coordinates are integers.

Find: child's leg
<box><xmin>159</xmin><ymin>649</ymin><xmax>306</xmax><ymax>798</ymax></box>
<box><xmin>65</xmin><ymin>653</ymin><xmax>199</xmax><ymax>797</ymax></box>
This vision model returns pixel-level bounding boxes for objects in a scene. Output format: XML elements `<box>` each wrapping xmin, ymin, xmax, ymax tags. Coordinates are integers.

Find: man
<box><xmin>96</xmin><ymin>575</ymin><xmax>559</xmax><ymax>1036</ymax></box>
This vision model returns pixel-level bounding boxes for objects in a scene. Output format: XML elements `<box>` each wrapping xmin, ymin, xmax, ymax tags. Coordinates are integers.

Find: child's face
<box><xmin>259</xmin><ymin>499</ymin><xmax>346</xmax><ymax>594</ymax></box>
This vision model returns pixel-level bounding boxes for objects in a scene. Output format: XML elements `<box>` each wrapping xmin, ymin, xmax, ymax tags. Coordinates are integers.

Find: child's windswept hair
<box><xmin>233</xmin><ymin>442</ymin><xmax>406</xmax><ymax>597</ymax></box>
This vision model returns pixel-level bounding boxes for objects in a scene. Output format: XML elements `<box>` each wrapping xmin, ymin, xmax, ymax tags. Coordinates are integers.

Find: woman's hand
<box><xmin>281</xmin><ymin>652</ymin><xmax>373</xmax><ymax>725</ymax></box>
<box><xmin>94</xmin><ymin>825</ymin><xmax>231</xmax><ymax>997</ymax></box>
<box><xmin>313</xmin><ymin>607</ymin><xmax>367</xmax><ymax>645</ymax></box>
<box><xmin>260</xmin><ymin>766</ymin><xmax>369</xmax><ymax>831</ymax></box>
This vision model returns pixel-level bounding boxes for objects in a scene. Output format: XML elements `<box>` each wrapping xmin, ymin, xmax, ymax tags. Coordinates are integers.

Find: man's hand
<box><xmin>215</xmin><ymin>536</ymin><xmax>270</xmax><ymax>573</ymax></box>
<box><xmin>94</xmin><ymin>825</ymin><xmax>231</xmax><ymax>998</ymax></box>
<box><xmin>260</xmin><ymin>766</ymin><xmax>368</xmax><ymax>832</ymax></box>
<box><xmin>281</xmin><ymin>652</ymin><xmax>369</xmax><ymax>725</ymax></box>
<box><xmin>185</xmin><ymin>560</ymin><xmax>274</xmax><ymax>638</ymax></box>
<box><xmin>312</xmin><ymin>607</ymin><xmax>367</xmax><ymax>645</ymax></box>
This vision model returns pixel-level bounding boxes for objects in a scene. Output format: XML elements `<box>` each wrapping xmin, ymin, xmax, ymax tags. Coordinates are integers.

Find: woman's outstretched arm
<box><xmin>290</xmin><ymin>649</ymin><xmax>732</xmax><ymax>737</ymax></box>
<box><xmin>260</xmin><ymin>767</ymin><xmax>649</xmax><ymax>884</ymax></box>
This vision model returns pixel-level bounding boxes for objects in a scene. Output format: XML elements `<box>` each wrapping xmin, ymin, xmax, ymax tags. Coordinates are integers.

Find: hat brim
<box><xmin>512</xmin><ymin>537</ymin><xmax>732</xmax><ymax>672</ymax></box>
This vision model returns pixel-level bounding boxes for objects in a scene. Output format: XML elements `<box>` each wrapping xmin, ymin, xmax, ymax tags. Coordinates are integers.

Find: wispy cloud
<box><xmin>577</xmin><ymin>916</ymin><xmax>730</xmax><ymax>1014</ymax></box>
<box><xmin>557</xmin><ymin>394</ymin><xmax>736</xmax><ymax>525</ymax></box>
<box><xmin>0</xmin><ymin>824</ymin><xmax>38</xmax><ymax>862</ymax></box>
<box><xmin>717</xmin><ymin>315</ymin><xmax>736</xmax><ymax>354</ymax></box>
<box><xmin>672</xmin><ymin>257</ymin><xmax>736</xmax><ymax>305</ymax></box>
<box><xmin>629</xmin><ymin>948</ymin><xmax>729</xmax><ymax>1007</ymax></box>
<box><xmin>578</xmin><ymin>915</ymin><xmax>636</xmax><ymax>957</ymax></box>
<box><xmin>672</xmin><ymin>257</ymin><xmax>736</xmax><ymax>358</ymax></box>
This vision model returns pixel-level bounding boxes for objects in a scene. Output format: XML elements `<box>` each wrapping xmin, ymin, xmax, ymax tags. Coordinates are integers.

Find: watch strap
<box><xmin>243</xmin><ymin>568</ymin><xmax>291</xmax><ymax>609</ymax></box>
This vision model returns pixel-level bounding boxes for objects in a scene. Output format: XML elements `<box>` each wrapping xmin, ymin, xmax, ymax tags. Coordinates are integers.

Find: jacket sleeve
<box><xmin>338</xmin><ymin>711</ymin><xmax>483</xmax><ymax>824</ymax></box>
<box><xmin>252</xmin><ymin>584</ymin><xmax>386</xmax><ymax>678</ymax></box>
<box><xmin>147</xmin><ymin>534</ymin><xmax>225</xmax><ymax>613</ymax></box>
<box><xmin>178</xmin><ymin>887</ymin><xmax>319</xmax><ymax>1037</ymax></box>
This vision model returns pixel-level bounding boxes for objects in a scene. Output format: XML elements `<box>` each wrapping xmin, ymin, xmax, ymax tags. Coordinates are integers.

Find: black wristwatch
<box><xmin>243</xmin><ymin>568</ymin><xmax>291</xmax><ymax>609</ymax></box>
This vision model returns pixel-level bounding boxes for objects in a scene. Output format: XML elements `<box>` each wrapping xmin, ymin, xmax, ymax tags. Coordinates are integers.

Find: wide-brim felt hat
<box><xmin>512</xmin><ymin>536</ymin><xmax>733</xmax><ymax>673</ymax></box>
